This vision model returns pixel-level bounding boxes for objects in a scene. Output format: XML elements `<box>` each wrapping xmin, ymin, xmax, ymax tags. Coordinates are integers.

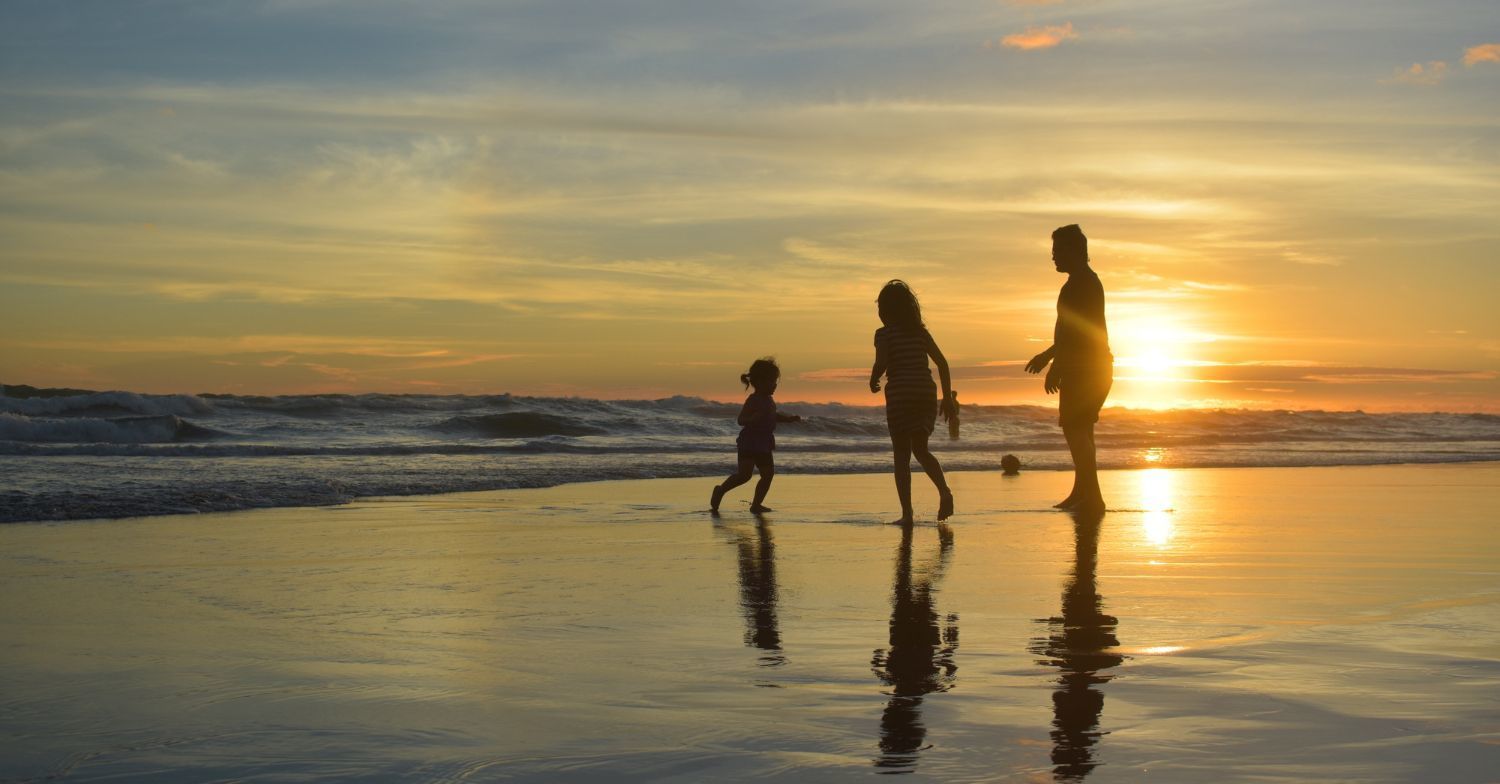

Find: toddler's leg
<box><xmin>712</xmin><ymin>454</ymin><xmax>756</xmax><ymax>511</ymax></box>
<box><xmin>749</xmin><ymin>454</ymin><xmax>775</xmax><ymax>512</ymax></box>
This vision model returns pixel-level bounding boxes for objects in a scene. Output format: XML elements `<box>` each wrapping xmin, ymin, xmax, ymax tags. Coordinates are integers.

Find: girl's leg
<box><xmin>750</xmin><ymin>453</ymin><xmax>775</xmax><ymax>512</ymax></box>
<box><xmin>713</xmin><ymin>454</ymin><xmax>756</xmax><ymax>511</ymax></box>
<box><xmin>891</xmin><ymin>432</ymin><xmax>914</xmax><ymax>524</ymax></box>
<box><xmin>910</xmin><ymin>431</ymin><xmax>954</xmax><ymax>520</ymax></box>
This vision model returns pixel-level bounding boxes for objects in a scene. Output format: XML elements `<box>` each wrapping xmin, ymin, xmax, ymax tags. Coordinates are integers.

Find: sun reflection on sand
<box><xmin>1139</xmin><ymin>469</ymin><xmax>1175</xmax><ymax>547</ymax></box>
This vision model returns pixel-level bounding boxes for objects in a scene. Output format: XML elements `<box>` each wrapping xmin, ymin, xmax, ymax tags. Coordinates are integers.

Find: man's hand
<box><xmin>940</xmin><ymin>397</ymin><xmax>957</xmax><ymax>423</ymax></box>
<box><xmin>1044</xmin><ymin>366</ymin><xmax>1061</xmax><ymax>395</ymax></box>
<box><xmin>1025</xmin><ymin>352</ymin><xmax>1051</xmax><ymax>375</ymax></box>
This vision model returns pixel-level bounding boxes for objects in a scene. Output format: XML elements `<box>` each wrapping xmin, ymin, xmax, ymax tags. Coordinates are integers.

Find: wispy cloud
<box><xmin>992</xmin><ymin>22</ymin><xmax>1077</xmax><ymax>51</ymax></box>
<box><xmin>1382</xmin><ymin>61</ymin><xmax>1448</xmax><ymax>86</ymax></box>
<box><xmin>797</xmin><ymin>367</ymin><xmax>868</xmax><ymax>383</ymax></box>
<box><xmin>1464</xmin><ymin>43</ymin><xmax>1500</xmax><ymax>66</ymax></box>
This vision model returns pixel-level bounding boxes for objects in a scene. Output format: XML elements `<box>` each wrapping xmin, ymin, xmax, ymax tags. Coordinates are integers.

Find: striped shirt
<box><xmin>875</xmin><ymin>325</ymin><xmax>936</xmax><ymax>402</ymax></box>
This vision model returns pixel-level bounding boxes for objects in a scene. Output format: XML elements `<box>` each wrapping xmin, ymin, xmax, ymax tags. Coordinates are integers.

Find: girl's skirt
<box><xmin>884</xmin><ymin>384</ymin><xmax>937</xmax><ymax>437</ymax></box>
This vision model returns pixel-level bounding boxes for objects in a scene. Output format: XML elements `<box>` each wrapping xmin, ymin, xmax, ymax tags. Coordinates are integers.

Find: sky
<box><xmin>2</xmin><ymin>0</ymin><xmax>1497</xmax><ymax>410</ymax></box>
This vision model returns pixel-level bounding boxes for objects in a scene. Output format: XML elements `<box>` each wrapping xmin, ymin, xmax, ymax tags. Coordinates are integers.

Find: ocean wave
<box><xmin>205</xmin><ymin>392</ymin><xmax>519</xmax><ymax>415</ymax></box>
<box><xmin>0</xmin><ymin>391</ymin><xmax>213</xmax><ymax>417</ymax></box>
<box><xmin>0</xmin><ymin>413</ymin><xmax>229</xmax><ymax>444</ymax></box>
<box><xmin>432</xmin><ymin>412</ymin><xmax>608</xmax><ymax>438</ymax></box>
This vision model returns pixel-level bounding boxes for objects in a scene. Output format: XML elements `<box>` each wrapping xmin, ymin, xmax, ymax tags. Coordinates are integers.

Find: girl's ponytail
<box><xmin>740</xmin><ymin>357</ymin><xmax>780</xmax><ymax>390</ymax></box>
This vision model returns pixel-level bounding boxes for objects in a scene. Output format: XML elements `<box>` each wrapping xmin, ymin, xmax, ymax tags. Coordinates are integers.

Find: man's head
<box><xmin>1051</xmin><ymin>224</ymin><xmax>1089</xmax><ymax>273</ymax></box>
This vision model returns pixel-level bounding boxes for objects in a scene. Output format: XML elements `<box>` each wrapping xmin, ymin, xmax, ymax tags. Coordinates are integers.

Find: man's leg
<box><xmin>1064</xmin><ymin>421</ymin><xmax>1104</xmax><ymax>512</ymax></box>
<box><xmin>1056</xmin><ymin>422</ymin><xmax>1085</xmax><ymax>509</ymax></box>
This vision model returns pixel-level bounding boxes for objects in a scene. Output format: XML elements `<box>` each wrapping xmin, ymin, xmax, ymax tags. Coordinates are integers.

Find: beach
<box><xmin>2</xmin><ymin>462</ymin><xmax>1497</xmax><ymax>782</ymax></box>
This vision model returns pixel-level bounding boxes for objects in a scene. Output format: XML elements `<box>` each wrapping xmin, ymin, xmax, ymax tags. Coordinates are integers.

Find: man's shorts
<box><xmin>1058</xmin><ymin>367</ymin><xmax>1113</xmax><ymax>427</ymax></box>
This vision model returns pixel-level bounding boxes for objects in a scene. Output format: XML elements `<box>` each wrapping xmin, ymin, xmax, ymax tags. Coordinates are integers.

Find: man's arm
<box><xmin>1025</xmin><ymin>345</ymin><xmax>1056</xmax><ymax>375</ymax></box>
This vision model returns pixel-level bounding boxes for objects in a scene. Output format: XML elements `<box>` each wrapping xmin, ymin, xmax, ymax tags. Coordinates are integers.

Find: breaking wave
<box><xmin>3</xmin><ymin>386</ymin><xmax>1497</xmax><ymax>522</ymax></box>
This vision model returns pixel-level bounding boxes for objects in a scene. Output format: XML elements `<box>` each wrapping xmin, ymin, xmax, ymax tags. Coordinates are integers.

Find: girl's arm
<box><xmin>737</xmin><ymin>398</ymin><xmax>763</xmax><ymax>427</ymax></box>
<box><xmin>870</xmin><ymin>339</ymin><xmax>888</xmax><ymax>393</ymax></box>
<box><xmin>925</xmin><ymin>332</ymin><xmax>955</xmax><ymax>419</ymax></box>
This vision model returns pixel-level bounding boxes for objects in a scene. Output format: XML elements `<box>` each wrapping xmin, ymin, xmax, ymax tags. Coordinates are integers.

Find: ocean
<box><xmin>3</xmin><ymin>389</ymin><xmax>1498</xmax><ymax>523</ymax></box>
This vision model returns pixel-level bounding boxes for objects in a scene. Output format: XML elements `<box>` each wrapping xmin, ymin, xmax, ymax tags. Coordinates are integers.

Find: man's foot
<box><xmin>749</xmin><ymin>504</ymin><xmax>773</xmax><ymax>514</ymax></box>
<box><xmin>937</xmin><ymin>489</ymin><xmax>954</xmax><ymax>521</ymax></box>
<box><xmin>1053</xmin><ymin>494</ymin><xmax>1079</xmax><ymax>510</ymax></box>
<box><xmin>710</xmin><ymin>484</ymin><xmax>725</xmax><ymax>513</ymax></box>
<box><xmin>1070</xmin><ymin>494</ymin><xmax>1106</xmax><ymax>515</ymax></box>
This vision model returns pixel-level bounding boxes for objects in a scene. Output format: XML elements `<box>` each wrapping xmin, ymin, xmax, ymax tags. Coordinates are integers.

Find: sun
<box><xmin>1134</xmin><ymin>348</ymin><xmax>1175</xmax><ymax>377</ymax></box>
<box><xmin>1108</xmin><ymin>316</ymin><xmax>1214</xmax><ymax>408</ymax></box>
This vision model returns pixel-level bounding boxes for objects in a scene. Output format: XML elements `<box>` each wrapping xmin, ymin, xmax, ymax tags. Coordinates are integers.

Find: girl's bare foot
<box><xmin>710</xmin><ymin>485</ymin><xmax>725</xmax><ymax>513</ymax></box>
<box><xmin>937</xmin><ymin>489</ymin><xmax>954</xmax><ymax>521</ymax></box>
<box><xmin>749</xmin><ymin>504</ymin><xmax>773</xmax><ymax>514</ymax></box>
<box><xmin>889</xmin><ymin>513</ymin><xmax>915</xmax><ymax>525</ymax></box>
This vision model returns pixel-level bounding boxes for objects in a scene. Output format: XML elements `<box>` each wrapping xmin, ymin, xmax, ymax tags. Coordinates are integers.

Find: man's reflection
<box><xmin>1031</xmin><ymin>508</ymin><xmax>1124</xmax><ymax>781</ymax></box>
<box><xmin>872</xmin><ymin>523</ymin><xmax>959</xmax><ymax>772</ymax></box>
<box><xmin>718</xmin><ymin>518</ymin><xmax>784</xmax><ymax>666</ymax></box>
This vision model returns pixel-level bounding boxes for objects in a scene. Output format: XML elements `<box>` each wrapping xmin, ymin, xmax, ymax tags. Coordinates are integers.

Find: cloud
<box><xmin>1381</xmin><ymin>61</ymin><xmax>1448</xmax><ymax>85</ymax></box>
<box><xmin>1182</xmin><ymin>362</ymin><xmax>1498</xmax><ymax>386</ymax></box>
<box><xmin>992</xmin><ymin>22</ymin><xmax>1077</xmax><ymax>51</ymax></box>
<box><xmin>1464</xmin><ymin>43</ymin><xmax>1500</xmax><ymax>66</ymax></box>
<box><xmin>797</xmin><ymin>367</ymin><xmax>868</xmax><ymax>383</ymax></box>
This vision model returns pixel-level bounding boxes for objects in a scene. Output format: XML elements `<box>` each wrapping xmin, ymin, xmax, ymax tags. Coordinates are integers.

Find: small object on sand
<box><xmin>1001</xmin><ymin>454</ymin><xmax>1021</xmax><ymax>475</ymax></box>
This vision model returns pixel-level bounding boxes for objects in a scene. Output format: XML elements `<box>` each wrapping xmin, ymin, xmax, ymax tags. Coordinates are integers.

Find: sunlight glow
<box><xmin>1110</xmin><ymin>316</ymin><xmax>1218</xmax><ymax>409</ymax></box>
<box><xmin>1139</xmin><ymin>468</ymin><xmax>1175</xmax><ymax>547</ymax></box>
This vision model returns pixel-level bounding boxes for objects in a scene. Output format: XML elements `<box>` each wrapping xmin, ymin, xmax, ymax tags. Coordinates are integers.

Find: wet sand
<box><xmin>2</xmin><ymin>463</ymin><xmax>1497</xmax><ymax>782</ymax></box>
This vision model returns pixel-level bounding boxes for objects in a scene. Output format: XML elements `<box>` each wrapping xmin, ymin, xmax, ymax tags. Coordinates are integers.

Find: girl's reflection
<box><xmin>872</xmin><ymin>523</ymin><xmax>959</xmax><ymax>772</ymax></box>
<box><xmin>1030</xmin><ymin>508</ymin><xmax>1124</xmax><ymax>781</ymax></box>
<box><xmin>718</xmin><ymin>518</ymin><xmax>784</xmax><ymax>666</ymax></box>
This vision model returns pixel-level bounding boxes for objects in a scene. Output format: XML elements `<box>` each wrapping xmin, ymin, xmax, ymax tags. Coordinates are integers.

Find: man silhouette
<box><xmin>1025</xmin><ymin>224</ymin><xmax>1112</xmax><ymax>512</ymax></box>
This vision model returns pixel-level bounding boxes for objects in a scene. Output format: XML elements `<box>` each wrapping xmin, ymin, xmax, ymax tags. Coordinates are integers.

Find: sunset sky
<box><xmin>2</xmin><ymin>1</ymin><xmax>1497</xmax><ymax>410</ymax></box>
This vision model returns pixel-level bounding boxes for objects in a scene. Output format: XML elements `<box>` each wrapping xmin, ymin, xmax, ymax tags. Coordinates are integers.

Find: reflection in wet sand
<box><xmin>1031</xmin><ymin>509</ymin><xmax>1125</xmax><ymax>781</ymax></box>
<box><xmin>718</xmin><ymin>518</ymin><xmax>784</xmax><ymax>666</ymax></box>
<box><xmin>872</xmin><ymin>524</ymin><xmax>959</xmax><ymax>772</ymax></box>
